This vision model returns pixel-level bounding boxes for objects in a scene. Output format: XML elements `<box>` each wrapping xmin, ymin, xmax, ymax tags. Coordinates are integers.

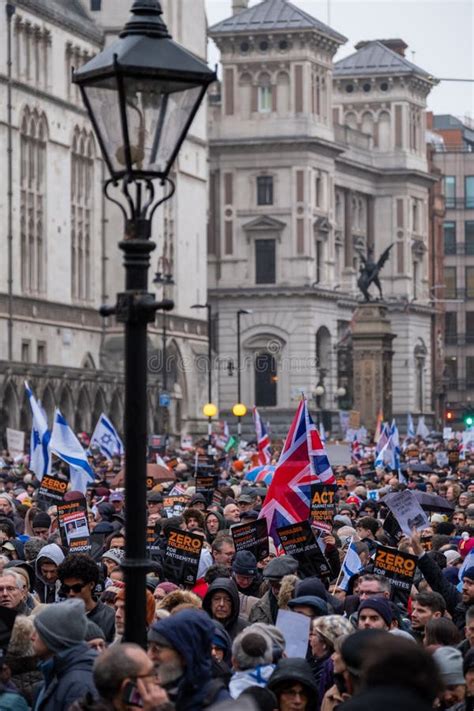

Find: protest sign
<box><xmin>384</xmin><ymin>490</ymin><xmax>429</xmax><ymax>537</ymax></box>
<box><xmin>38</xmin><ymin>473</ymin><xmax>68</xmax><ymax>503</ymax></box>
<box><xmin>277</xmin><ymin>520</ymin><xmax>331</xmax><ymax>579</ymax></box>
<box><xmin>57</xmin><ymin>496</ymin><xmax>91</xmax><ymax>553</ymax></box>
<box><xmin>231</xmin><ymin>519</ymin><xmax>269</xmax><ymax>562</ymax></box>
<box><xmin>435</xmin><ymin>452</ymin><xmax>449</xmax><ymax>468</ymax></box>
<box><xmin>276</xmin><ymin>609</ymin><xmax>311</xmax><ymax>659</ymax></box>
<box><xmin>348</xmin><ymin>410</ymin><xmax>360</xmax><ymax>429</ymax></box>
<box><xmin>367</xmin><ymin>490</ymin><xmax>380</xmax><ymax>502</ymax></box>
<box><xmin>146</xmin><ymin>524</ymin><xmax>161</xmax><ymax>556</ymax></box>
<box><xmin>163</xmin><ymin>495</ymin><xmax>188</xmax><ymax>518</ymax></box>
<box><xmin>162</xmin><ymin>527</ymin><xmax>203</xmax><ymax>586</ymax></box>
<box><xmin>180</xmin><ymin>435</ymin><xmax>193</xmax><ymax>450</ymax></box>
<box><xmin>326</xmin><ymin>444</ymin><xmax>351</xmax><ymax>466</ymax></box>
<box><xmin>195</xmin><ymin>472</ymin><xmax>218</xmax><ymax>507</ymax></box>
<box><xmin>443</xmin><ymin>427</ymin><xmax>453</xmax><ymax>441</ymax></box>
<box><xmin>6</xmin><ymin>428</ymin><xmax>24</xmax><ymax>460</ymax></box>
<box><xmin>373</xmin><ymin>544</ymin><xmax>418</xmax><ymax>604</ymax></box>
<box><xmin>310</xmin><ymin>484</ymin><xmax>337</xmax><ymax>533</ymax></box>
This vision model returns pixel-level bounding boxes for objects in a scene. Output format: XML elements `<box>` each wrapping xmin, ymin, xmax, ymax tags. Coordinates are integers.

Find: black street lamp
<box><xmin>233</xmin><ymin>309</ymin><xmax>252</xmax><ymax>440</ymax></box>
<box><xmin>154</xmin><ymin>256</ymin><xmax>174</xmax><ymax>442</ymax></box>
<box><xmin>73</xmin><ymin>0</ymin><xmax>215</xmax><ymax>649</ymax></box>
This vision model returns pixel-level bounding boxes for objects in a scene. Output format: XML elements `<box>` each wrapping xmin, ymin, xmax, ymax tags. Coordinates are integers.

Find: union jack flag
<box><xmin>259</xmin><ymin>399</ymin><xmax>334</xmax><ymax>543</ymax></box>
<box><xmin>253</xmin><ymin>407</ymin><xmax>271</xmax><ymax>465</ymax></box>
<box><xmin>351</xmin><ymin>434</ymin><xmax>362</xmax><ymax>462</ymax></box>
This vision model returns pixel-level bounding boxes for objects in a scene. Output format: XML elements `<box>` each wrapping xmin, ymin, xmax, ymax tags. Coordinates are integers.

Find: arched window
<box><xmin>344</xmin><ymin>112</ymin><xmax>357</xmax><ymax>130</ymax></box>
<box><xmin>361</xmin><ymin>112</ymin><xmax>374</xmax><ymax>139</ymax></box>
<box><xmin>239</xmin><ymin>72</ymin><xmax>252</xmax><ymax>118</ymax></box>
<box><xmin>255</xmin><ymin>352</ymin><xmax>277</xmax><ymax>406</ymax></box>
<box><xmin>20</xmin><ymin>108</ymin><xmax>47</xmax><ymax>294</ymax></box>
<box><xmin>258</xmin><ymin>73</ymin><xmax>272</xmax><ymax>113</ymax></box>
<box><xmin>71</xmin><ymin>128</ymin><xmax>94</xmax><ymax>301</ymax></box>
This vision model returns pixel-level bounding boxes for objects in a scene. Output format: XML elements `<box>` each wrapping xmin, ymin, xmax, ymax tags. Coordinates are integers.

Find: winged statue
<box><xmin>356</xmin><ymin>244</ymin><xmax>394</xmax><ymax>302</ymax></box>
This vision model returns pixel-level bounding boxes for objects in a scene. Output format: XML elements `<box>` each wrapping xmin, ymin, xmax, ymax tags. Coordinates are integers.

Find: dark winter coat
<box><xmin>339</xmin><ymin>685</ymin><xmax>433</xmax><ymax>711</ymax></box>
<box><xmin>34</xmin><ymin>544</ymin><xmax>64</xmax><ymax>604</ymax></box>
<box><xmin>32</xmin><ymin>643</ymin><xmax>97</xmax><ymax>711</ymax></box>
<box><xmin>87</xmin><ymin>601</ymin><xmax>115</xmax><ymax>644</ymax></box>
<box><xmin>268</xmin><ymin>658</ymin><xmax>319</xmax><ymax>711</ymax></box>
<box><xmin>202</xmin><ymin>578</ymin><xmax>249</xmax><ymax>640</ymax></box>
<box><xmin>416</xmin><ymin>552</ymin><xmax>468</xmax><ymax>630</ymax></box>
<box><xmin>248</xmin><ymin>590</ymin><xmax>275</xmax><ymax>625</ymax></box>
<box><xmin>151</xmin><ymin>609</ymin><xmax>231</xmax><ymax>710</ymax></box>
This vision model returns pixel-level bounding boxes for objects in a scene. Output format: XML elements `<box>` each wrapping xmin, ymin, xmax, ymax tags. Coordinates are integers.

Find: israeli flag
<box><xmin>90</xmin><ymin>413</ymin><xmax>124</xmax><ymax>459</ymax></box>
<box><xmin>340</xmin><ymin>539</ymin><xmax>363</xmax><ymax>591</ymax></box>
<box><xmin>25</xmin><ymin>381</ymin><xmax>51</xmax><ymax>481</ymax></box>
<box><xmin>50</xmin><ymin>409</ymin><xmax>96</xmax><ymax>494</ymax></box>
<box><xmin>407</xmin><ymin>413</ymin><xmax>415</xmax><ymax>439</ymax></box>
<box><xmin>416</xmin><ymin>416</ymin><xmax>430</xmax><ymax>439</ymax></box>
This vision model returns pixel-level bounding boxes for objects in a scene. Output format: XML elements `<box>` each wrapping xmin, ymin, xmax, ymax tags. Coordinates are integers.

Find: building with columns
<box><xmin>208</xmin><ymin>0</ymin><xmax>438</xmax><ymax>435</ymax></box>
<box><xmin>0</xmin><ymin>0</ymin><xmax>210</xmax><ymax>443</ymax></box>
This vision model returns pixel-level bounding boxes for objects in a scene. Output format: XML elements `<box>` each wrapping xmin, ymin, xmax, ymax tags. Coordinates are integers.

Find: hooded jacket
<box><xmin>33</xmin><ymin>642</ymin><xmax>97</xmax><ymax>711</ymax></box>
<box><xmin>205</xmin><ymin>511</ymin><xmax>227</xmax><ymax>544</ymax></box>
<box><xmin>150</xmin><ymin>609</ymin><xmax>230</xmax><ymax>710</ymax></box>
<box><xmin>203</xmin><ymin>578</ymin><xmax>249</xmax><ymax>640</ymax></box>
<box><xmin>267</xmin><ymin>658</ymin><xmax>319</xmax><ymax>711</ymax></box>
<box><xmin>34</xmin><ymin>544</ymin><xmax>65</xmax><ymax>604</ymax></box>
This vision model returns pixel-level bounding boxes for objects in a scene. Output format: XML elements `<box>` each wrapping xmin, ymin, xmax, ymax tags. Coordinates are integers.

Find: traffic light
<box><xmin>446</xmin><ymin>409</ymin><xmax>454</xmax><ymax>422</ymax></box>
<box><xmin>465</xmin><ymin>412</ymin><xmax>474</xmax><ymax>428</ymax></box>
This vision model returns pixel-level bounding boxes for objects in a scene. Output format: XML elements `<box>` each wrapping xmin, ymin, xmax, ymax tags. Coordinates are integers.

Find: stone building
<box><xmin>208</xmin><ymin>0</ymin><xmax>438</xmax><ymax>435</ymax></box>
<box><xmin>0</xmin><ymin>0</ymin><xmax>210</xmax><ymax>444</ymax></box>
<box><xmin>432</xmin><ymin>114</ymin><xmax>474</xmax><ymax>425</ymax></box>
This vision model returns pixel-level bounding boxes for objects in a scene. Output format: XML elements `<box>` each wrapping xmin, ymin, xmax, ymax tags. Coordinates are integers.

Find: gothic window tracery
<box><xmin>71</xmin><ymin>127</ymin><xmax>94</xmax><ymax>302</ymax></box>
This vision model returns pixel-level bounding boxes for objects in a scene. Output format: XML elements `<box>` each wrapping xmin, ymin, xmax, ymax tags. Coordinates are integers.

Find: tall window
<box><xmin>444</xmin><ymin>176</ymin><xmax>456</xmax><ymax>208</ymax></box>
<box><xmin>467</xmin><ymin>356</ymin><xmax>474</xmax><ymax>387</ymax></box>
<box><xmin>467</xmin><ymin>312</ymin><xmax>474</xmax><ymax>343</ymax></box>
<box><xmin>71</xmin><ymin>128</ymin><xmax>94</xmax><ymax>302</ymax></box>
<box><xmin>443</xmin><ymin>221</ymin><xmax>456</xmax><ymax>254</ymax></box>
<box><xmin>90</xmin><ymin>0</ymin><xmax>102</xmax><ymax>9</ymax></box>
<box><xmin>257</xmin><ymin>176</ymin><xmax>273</xmax><ymax>205</ymax></box>
<box><xmin>258</xmin><ymin>74</ymin><xmax>272</xmax><ymax>113</ymax></box>
<box><xmin>465</xmin><ymin>176</ymin><xmax>474</xmax><ymax>209</ymax></box>
<box><xmin>445</xmin><ymin>312</ymin><xmax>457</xmax><ymax>344</ymax></box>
<box><xmin>20</xmin><ymin>109</ymin><xmax>47</xmax><ymax>295</ymax></box>
<box><xmin>465</xmin><ymin>221</ymin><xmax>474</xmax><ymax>256</ymax></box>
<box><xmin>444</xmin><ymin>357</ymin><xmax>457</xmax><ymax>388</ymax></box>
<box><xmin>444</xmin><ymin>267</ymin><xmax>457</xmax><ymax>299</ymax></box>
<box><xmin>256</xmin><ymin>239</ymin><xmax>276</xmax><ymax>284</ymax></box>
<box><xmin>467</xmin><ymin>267</ymin><xmax>474</xmax><ymax>299</ymax></box>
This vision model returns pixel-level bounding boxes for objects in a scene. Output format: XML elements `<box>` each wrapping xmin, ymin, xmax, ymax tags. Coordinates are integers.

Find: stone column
<box><xmin>352</xmin><ymin>303</ymin><xmax>396</xmax><ymax>432</ymax></box>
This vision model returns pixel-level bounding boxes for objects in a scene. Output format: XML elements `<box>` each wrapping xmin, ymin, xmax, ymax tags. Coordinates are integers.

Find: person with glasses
<box><xmin>57</xmin><ymin>553</ymin><xmax>115</xmax><ymax>644</ymax></box>
<box><xmin>267</xmin><ymin>658</ymin><xmax>319</xmax><ymax>711</ymax></box>
<box><xmin>31</xmin><ymin>598</ymin><xmax>98</xmax><ymax>710</ymax></box>
<box><xmin>0</xmin><ymin>572</ymin><xmax>29</xmax><ymax>615</ymax></box>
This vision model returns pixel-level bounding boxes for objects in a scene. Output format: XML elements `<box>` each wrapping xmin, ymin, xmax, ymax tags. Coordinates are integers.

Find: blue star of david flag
<box><xmin>25</xmin><ymin>381</ymin><xmax>51</xmax><ymax>481</ymax></box>
<box><xmin>50</xmin><ymin>409</ymin><xmax>96</xmax><ymax>494</ymax></box>
<box><xmin>90</xmin><ymin>413</ymin><xmax>124</xmax><ymax>459</ymax></box>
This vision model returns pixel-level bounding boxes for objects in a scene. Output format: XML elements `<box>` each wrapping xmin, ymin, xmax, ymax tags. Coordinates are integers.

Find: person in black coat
<box><xmin>267</xmin><ymin>658</ymin><xmax>319</xmax><ymax>711</ymax></box>
<box><xmin>202</xmin><ymin>577</ymin><xmax>249</xmax><ymax>640</ymax></box>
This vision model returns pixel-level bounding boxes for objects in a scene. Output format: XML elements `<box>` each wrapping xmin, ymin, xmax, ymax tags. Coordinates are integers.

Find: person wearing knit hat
<box><xmin>84</xmin><ymin>620</ymin><xmax>106</xmax><ymax>654</ymax></box>
<box><xmin>32</xmin><ymin>599</ymin><xmax>97</xmax><ymax>710</ymax></box>
<box><xmin>357</xmin><ymin>597</ymin><xmax>393</xmax><ymax>630</ymax></box>
<box><xmin>229</xmin><ymin>629</ymin><xmax>274</xmax><ymax>698</ymax></box>
<box><xmin>31</xmin><ymin>511</ymin><xmax>51</xmax><ymax>541</ymax></box>
<box><xmin>433</xmin><ymin>646</ymin><xmax>466</xmax><ymax>709</ymax></box>
<box><xmin>232</xmin><ymin>551</ymin><xmax>261</xmax><ymax>596</ymax></box>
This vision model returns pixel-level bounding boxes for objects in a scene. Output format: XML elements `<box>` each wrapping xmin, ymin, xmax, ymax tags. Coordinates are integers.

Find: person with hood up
<box><xmin>31</xmin><ymin>598</ymin><xmax>97</xmax><ymax>710</ymax></box>
<box><xmin>147</xmin><ymin>608</ymin><xmax>231</xmax><ymax>710</ymax></box>
<box><xmin>203</xmin><ymin>577</ymin><xmax>249</xmax><ymax>640</ymax></box>
<box><xmin>34</xmin><ymin>543</ymin><xmax>65</xmax><ymax>604</ymax></box>
<box><xmin>205</xmin><ymin>511</ymin><xmax>226</xmax><ymax>544</ymax></box>
<box><xmin>229</xmin><ymin>628</ymin><xmax>275</xmax><ymax>698</ymax></box>
<box><xmin>267</xmin><ymin>658</ymin><xmax>319</xmax><ymax>711</ymax></box>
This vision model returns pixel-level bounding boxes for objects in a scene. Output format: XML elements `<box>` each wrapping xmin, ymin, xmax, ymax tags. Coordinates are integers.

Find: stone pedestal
<box><xmin>352</xmin><ymin>303</ymin><xmax>396</xmax><ymax>432</ymax></box>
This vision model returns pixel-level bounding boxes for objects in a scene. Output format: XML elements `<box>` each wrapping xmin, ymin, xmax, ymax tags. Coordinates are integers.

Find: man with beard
<box><xmin>147</xmin><ymin>609</ymin><xmax>230</xmax><ymax>710</ymax></box>
<box><xmin>410</xmin><ymin>591</ymin><xmax>446</xmax><ymax>643</ymax></box>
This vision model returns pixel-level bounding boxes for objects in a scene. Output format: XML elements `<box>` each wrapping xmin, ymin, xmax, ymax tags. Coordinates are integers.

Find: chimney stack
<box><xmin>232</xmin><ymin>0</ymin><xmax>249</xmax><ymax>15</ymax></box>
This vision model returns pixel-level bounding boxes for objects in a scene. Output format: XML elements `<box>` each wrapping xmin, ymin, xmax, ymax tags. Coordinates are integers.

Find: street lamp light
<box><xmin>236</xmin><ymin>309</ymin><xmax>252</xmax><ymax>440</ymax></box>
<box><xmin>73</xmin><ymin>0</ymin><xmax>215</xmax><ymax>649</ymax></box>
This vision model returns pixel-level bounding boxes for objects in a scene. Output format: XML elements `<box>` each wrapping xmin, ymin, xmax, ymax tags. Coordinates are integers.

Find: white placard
<box><xmin>326</xmin><ymin>443</ymin><xmax>352</xmax><ymax>466</ymax></box>
<box><xmin>6</xmin><ymin>428</ymin><xmax>25</xmax><ymax>459</ymax></box>
<box><xmin>276</xmin><ymin>609</ymin><xmax>311</xmax><ymax>659</ymax></box>
<box><xmin>384</xmin><ymin>490</ymin><xmax>429</xmax><ymax>537</ymax></box>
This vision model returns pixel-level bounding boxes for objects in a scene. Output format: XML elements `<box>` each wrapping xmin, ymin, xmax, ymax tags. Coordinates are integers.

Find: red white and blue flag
<box><xmin>351</xmin><ymin>433</ymin><xmax>362</xmax><ymax>462</ymax></box>
<box><xmin>253</xmin><ymin>407</ymin><xmax>272</xmax><ymax>465</ymax></box>
<box><xmin>259</xmin><ymin>399</ymin><xmax>335</xmax><ymax>543</ymax></box>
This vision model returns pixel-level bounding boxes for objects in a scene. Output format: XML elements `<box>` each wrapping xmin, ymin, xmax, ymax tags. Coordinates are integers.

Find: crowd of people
<box><xmin>0</xmin><ymin>430</ymin><xmax>473</xmax><ymax>710</ymax></box>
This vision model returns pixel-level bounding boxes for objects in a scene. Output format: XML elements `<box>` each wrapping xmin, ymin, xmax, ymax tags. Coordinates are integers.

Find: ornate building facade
<box><xmin>208</xmin><ymin>0</ymin><xmax>437</xmax><ymax>434</ymax></box>
<box><xmin>0</xmin><ymin>0</ymin><xmax>210</xmax><ymax>443</ymax></box>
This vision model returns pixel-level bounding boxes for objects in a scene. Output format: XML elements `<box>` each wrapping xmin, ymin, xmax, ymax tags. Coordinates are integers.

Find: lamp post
<box><xmin>73</xmin><ymin>0</ymin><xmax>215</xmax><ymax>648</ymax></box>
<box><xmin>154</xmin><ymin>257</ymin><xmax>174</xmax><ymax>441</ymax></box>
<box><xmin>235</xmin><ymin>309</ymin><xmax>252</xmax><ymax>439</ymax></box>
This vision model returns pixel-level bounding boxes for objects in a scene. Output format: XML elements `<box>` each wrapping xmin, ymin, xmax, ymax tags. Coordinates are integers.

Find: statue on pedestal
<box><xmin>356</xmin><ymin>245</ymin><xmax>394</xmax><ymax>302</ymax></box>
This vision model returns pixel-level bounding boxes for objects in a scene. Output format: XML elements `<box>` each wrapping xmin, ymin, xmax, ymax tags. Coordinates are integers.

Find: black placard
<box><xmin>57</xmin><ymin>496</ymin><xmax>91</xmax><ymax>554</ymax></box>
<box><xmin>231</xmin><ymin>519</ymin><xmax>269</xmax><ymax>561</ymax></box>
<box><xmin>162</xmin><ymin>527</ymin><xmax>203</xmax><ymax>586</ymax></box>
<box><xmin>310</xmin><ymin>484</ymin><xmax>337</xmax><ymax>533</ymax></box>
<box><xmin>277</xmin><ymin>520</ymin><xmax>331</xmax><ymax>579</ymax></box>
<box><xmin>373</xmin><ymin>544</ymin><xmax>418</xmax><ymax>605</ymax></box>
<box><xmin>38</xmin><ymin>473</ymin><xmax>68</xmax><ymax>503</ymax></box>
<box><xmin>195</xmin><ymin>472</ymin><xmax>218</xmax><ymax>507</ymax></box>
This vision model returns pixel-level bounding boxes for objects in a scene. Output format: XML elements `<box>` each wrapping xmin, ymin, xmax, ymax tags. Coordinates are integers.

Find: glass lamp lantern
<box><xmin>72</xmin><ymin>0</ymin><xmax>216</xmax><ymax>182</ymax></box>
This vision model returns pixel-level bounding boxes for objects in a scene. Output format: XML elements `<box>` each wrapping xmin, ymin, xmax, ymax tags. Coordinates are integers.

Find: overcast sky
<box><xmin>205</xmin><ymin>0</ymin><xmax>474</xmax><ymax>119</ymax></box>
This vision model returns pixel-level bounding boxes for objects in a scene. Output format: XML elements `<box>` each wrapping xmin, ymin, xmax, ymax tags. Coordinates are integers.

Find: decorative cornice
<box><xmin>15</xmin><ymin>0</ymin><xmax>103</xmax><ymax>45</ymax></box>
